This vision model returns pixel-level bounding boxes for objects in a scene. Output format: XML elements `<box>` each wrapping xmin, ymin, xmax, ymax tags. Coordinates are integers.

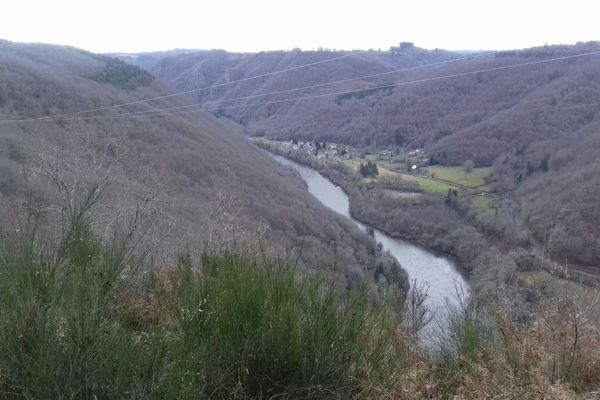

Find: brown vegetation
<box><xmin>141</xmin><ymin>42</ymin><xmax>600</xmax><ymax>267</ymax></box>
<box><xmin>0</xmin><ymin>39</ymin><xmax>390</xmax><ymax>292</ymax></box>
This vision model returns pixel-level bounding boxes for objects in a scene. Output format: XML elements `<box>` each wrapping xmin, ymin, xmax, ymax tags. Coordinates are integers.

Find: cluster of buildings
<box><xmin>277</xmin><ymin>139</ymin><xmax>431</xmax><ymax>174</ymax></box>
<box><xmin>280</xmin><ymin>140</ymin><xmax>352</xmax><ymax>162</ymax></box>
<box><xmin>376</xmin><ymin>147</ymin><xmax>431</xmax><ymax>173</ymax></box>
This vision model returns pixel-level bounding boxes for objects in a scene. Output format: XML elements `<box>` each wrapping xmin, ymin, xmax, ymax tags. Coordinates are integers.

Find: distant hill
<box><xmin>0</xmin><ymin>40</ymin><xmax>385</xmax><ymax>289</ymax></box>
<box><xmin>135</xmin><ymin>43</ymin><xmax>600</xmax><ymax>165</ymax></box>
<box><xmin>132</xmin><ymin>42</ymin><xmax>600</xmax><ymax>266</ymax></box>
<box><xmin>110</xmin><ymin>49</ymin><xmax>209</xmax><ymax>71</ymax></box>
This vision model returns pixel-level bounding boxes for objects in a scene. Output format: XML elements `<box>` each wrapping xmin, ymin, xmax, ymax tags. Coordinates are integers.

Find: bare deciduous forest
<box><xmin>135</xmin><ymin>42</ymin><xmax>600</xmax><ymax>267</ymax></box>
<box><xmin>0</xmin><ymin>40</ymin><xmax>394</xmax><ymax>292</ymax></box>
<box><xmin>1</xmin><ymin>38</ymin><xmax>600</xmax><ymax>398</ymax></box>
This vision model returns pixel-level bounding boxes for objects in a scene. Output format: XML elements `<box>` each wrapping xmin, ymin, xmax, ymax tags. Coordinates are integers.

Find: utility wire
<box><xmin>1</xmin><ymin>50</ymin><xmax>599</xmax><ymax>124</ymax></box>
<box><xmin>2</xmin><ymin>51</ymin><xmax>369</xmax><ymax>122</ymax></box>
<box><xmin>80</xmin><ymin>52</ymin><xmax>497</xmax><ymax>119</ymax></box>
<box><xmin>0</xmin><ymin>51</ymin><xmax>487</xmax><ymax>123</ymax></box>
<box><xmin>88</xmin><ymin>50</ymin><xmax>600</xmax><ymax>120</ymax></box>
<box><xmin>201</xmin><ymin>50</ymin><xmax>600</xmax><ymax>112</ymax></box>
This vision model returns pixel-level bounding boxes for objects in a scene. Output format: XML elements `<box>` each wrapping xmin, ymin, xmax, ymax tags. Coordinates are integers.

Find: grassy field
<box><xmin>397</xmin><ymin>172</ymin><xmax>454</xmax><ymax>195</ymax></box>
<box><xmin>343</xmin><ymin>159</ymin><xmax>359</xmax><ymax>172</ymax></box>
<box><xmin>376</xmin><ymin>165</ymin><xmax>397</xmax><ymax>177</ymax></box>
<box><xmin>345</xmin><ymin>160</ymin><xmax>454</xmax><ymax>195</ymax></box>
<box><xmin>384</xmin><ymin>189</ymin><xmax>422</xmax><ymax>199</ymax></box>
<box><xmin>426</xmin><ymin>166</ymin><xmax>491</xmax><ymax>189</ymax></box>
<box><xmin>376</xmin><ymin>165</ymin><xmax>453</xmax><ymax>195</ymax></box>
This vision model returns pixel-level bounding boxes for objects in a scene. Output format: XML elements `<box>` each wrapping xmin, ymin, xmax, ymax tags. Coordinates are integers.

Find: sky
<box><xmin>0</xmin><ymin>0</ymin><xmax>598</xmax><ymax>53</ymax></box>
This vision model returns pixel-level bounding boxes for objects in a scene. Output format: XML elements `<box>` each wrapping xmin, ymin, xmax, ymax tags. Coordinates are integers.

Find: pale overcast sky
<box><xmin>0</xmin><ymin>0</ymin><xmax>598</xmax><ymax>53</ymax></box>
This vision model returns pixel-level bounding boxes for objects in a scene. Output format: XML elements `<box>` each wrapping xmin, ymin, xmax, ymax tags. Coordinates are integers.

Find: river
<box><xmin>271</xmin><ymin>154</ymin><xmax>469</xmax><ymax>340</ymax></box>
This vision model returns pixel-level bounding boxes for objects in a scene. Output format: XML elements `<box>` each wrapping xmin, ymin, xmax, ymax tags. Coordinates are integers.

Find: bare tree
<box><xmin>463</xmin><ymin>160</ymin><xmax>474</xmax><ymax>173</ymax></box>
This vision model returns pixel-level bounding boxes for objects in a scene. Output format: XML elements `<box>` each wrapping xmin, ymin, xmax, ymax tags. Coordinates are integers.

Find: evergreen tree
<box><xmin>359</xmin><ymin>161</ymin><xmax>379</xmax><ymax>178</ymax></box>
<box><xmin>359</xmin><ymin>163</ymin><xmax>366</xmax><ymax>177</ymax></box>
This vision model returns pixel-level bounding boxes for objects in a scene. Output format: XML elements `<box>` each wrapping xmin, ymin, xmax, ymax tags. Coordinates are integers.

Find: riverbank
<box><xmin>255</xmin><ymin>139</ymin><xmax>600</xmax><ymax>286</ymax></box>
<box><xmin>269</xmin><ymin>153</ymin><xmax>468</xmax><ymax>336</ymax></box>
<box><xmin>256</xmin><ymin>140</ymin><xmax>471</xmax><ymax>264</ymax></box>
<box><xmin>256</xmin><ymin>140</ymin><xmax>555</xmax><ymax>322</ymax></box>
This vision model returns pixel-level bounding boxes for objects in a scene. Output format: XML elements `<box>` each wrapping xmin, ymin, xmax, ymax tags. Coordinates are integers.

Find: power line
<box><xmin>1</xmin><ymin>50</ymin><xmax>599</xmax><ymax>125</ymax></box>
<box><xmin>2</xmin><ymin>51</ymin><xmax>369</xmax><ymax>123</ymax></box>
<box><xmin>0</xmin><ymin>51</ymin><xmax>488</xmax><ymax>124</ymax></box>
<box><xmin>78</xmin><ymin>52</ymin><xmax>497</xmax><ymax>119</ymax></box>
<box><xmin>201</xmin><ymin>50</ymin><xmax>600</xmax><ymax>112</ymax></box>
<box><xmin>3</xmin><ymin>52</ymin><xmax>488</xmax><ymax>122</ymax></box>
<box><xmin>95</xmin><ymin>50</ymin><xmax>600</xmax><ymax>120</ymax></box>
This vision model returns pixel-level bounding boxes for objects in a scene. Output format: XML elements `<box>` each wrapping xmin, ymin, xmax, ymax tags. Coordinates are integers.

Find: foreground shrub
<box><xmin>0</xmin><ymin>216</ymin><xmax>403</xmax><ymax>399</ymax></box>
<box><xmin>0</xmin><ymin>201</ymin><xmax>598</xmax><ymax>399</ymax></box>
<box><xmin>157</xmin><ymin>253</ymin><xmax>403</xmax><ymax>398</ymax></box>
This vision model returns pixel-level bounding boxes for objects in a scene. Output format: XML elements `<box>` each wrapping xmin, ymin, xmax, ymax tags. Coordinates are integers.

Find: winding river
<box><xmin>272</xmin><ymin>154</ymin><xmax>469</xmax><ymax>339</ymax></box>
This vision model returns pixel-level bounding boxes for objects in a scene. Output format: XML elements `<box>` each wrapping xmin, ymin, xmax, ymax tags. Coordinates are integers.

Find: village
<box><xmin>262</xmin><ymin>137</ymin><xmax>493</xmax><ymax>196</ymax></box>
<box><xmin>278</xmin><ymin>139</ymin><xmax>430</xmax><ymax>173</ymax></box>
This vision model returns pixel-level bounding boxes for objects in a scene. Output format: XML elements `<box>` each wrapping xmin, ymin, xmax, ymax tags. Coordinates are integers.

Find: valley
<box><xmin>257</xmin><ymin>137</ymin><xmax>493</xmax><ymax>195</ymax></box>
<box><xmin>256</xmin><ymin>136</ymin><xmax>599</xmax><ymax>303</ymax></box>
<box><xmin>0</xmin><ymin>40</ymin><xmax>395</xmax><ymax>292</ymax></box>
<box><xmin>135</xmin><ymin>42</ymin><xmax>600</xmax><ymax>269</ymax></box>
<box><xmin>0</xmin><ymin>34</ymin><xmax>599</xmax><ymax>398</ymax></box>
<box><xmin>269</xmin><ymin>152</ymin><xmax>468</xmax><ymax>341</ymax></box>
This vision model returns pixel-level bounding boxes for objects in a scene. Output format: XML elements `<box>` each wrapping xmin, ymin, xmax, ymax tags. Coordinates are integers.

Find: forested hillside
<box><xmin>0</xmin><ymin>36</ymin><xmax>599</xmax><ymax>400</ymax></box>
<box><xmin>138</xmin><ymin>43</ymin><xmax>600</xmax><ymax>165</ymax></box>
<box><xmin>0</xmin><ymin>40</ymin><xmax>391</xmax><ymax>289</ymax></box>
<box><xmin>132</xmin><ymin>42</ymin><xmax>600</xmax><ymax>266</ymax></box>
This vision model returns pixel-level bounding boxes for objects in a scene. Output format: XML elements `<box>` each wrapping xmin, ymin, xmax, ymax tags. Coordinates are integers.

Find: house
<box><xmin>411</xmin><ymin>164</ymin><xmax>418</xmax><ymax>172</ymax></box>
<box><xmin>378</xmin><ymin>150</ymin><xmax>393</xmax><ymax>159</ymax></box>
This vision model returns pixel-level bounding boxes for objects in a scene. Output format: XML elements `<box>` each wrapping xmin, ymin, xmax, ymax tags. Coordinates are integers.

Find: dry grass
<box><xmin>426</xmin><ymin>166</ymin><xmax>491</xmax><ymax>189</ymax></box>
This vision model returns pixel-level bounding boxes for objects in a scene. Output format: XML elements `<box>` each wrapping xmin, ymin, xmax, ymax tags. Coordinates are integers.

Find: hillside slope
<box><xmin>141</xmin><ymin>43</ymin><xmax>600</xmax><ymax>165</ymax></box>
<box><xmin>0</xmin><ymin>40</ymin><xmax>389</xmax><ymax>289</ymax></box>
<box><xmin>138</xmin><ymin>42</ymin><xmax>600</xmax><ymax>266</ymax></box>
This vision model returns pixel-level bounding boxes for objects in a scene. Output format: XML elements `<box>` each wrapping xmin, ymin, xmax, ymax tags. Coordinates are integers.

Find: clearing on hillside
<box><xmin>426</xmin><ymin>166</ymin><xmax>491</xmax><ymax>189</ymax></box>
